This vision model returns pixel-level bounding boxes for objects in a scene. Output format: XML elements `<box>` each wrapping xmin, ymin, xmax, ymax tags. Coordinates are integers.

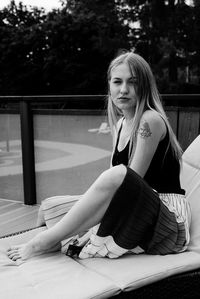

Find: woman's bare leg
<box><xmin>7</xmin><ymin>165</ymin><xmax>126</xmax><ymax>261</ymax></box>
<box><xmin>36</xmin><ymin>205</ymin><xmax>46</xmax><ymax>227</ymax></box>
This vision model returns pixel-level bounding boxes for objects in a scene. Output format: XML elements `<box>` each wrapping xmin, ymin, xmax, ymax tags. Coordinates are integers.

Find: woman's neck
<box><xmin>122</xmin><ymin>109</ymin><xmax>135</xmax><ymax>122</ymax></box>
<box><xmin>121</xmin><ymin>116</ymin><xmax>133</xmax><ymax>139</ymax></box>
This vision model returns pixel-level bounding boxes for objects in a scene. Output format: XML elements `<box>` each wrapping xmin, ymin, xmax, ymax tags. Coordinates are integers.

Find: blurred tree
<box><xmin>43</xmin><ymin>0</ymin><xmax>130</xmax><ymax>94</ymax></box>
<box><xmin>0</xmin><ymin>0</ymin><xmax>47</xmax><ymax>94</ymax></box>
<box><xmin>0</xmin><ymin>0</ymin><xmax>130</xmax><ymax>95</ymax></box>
<box><xmin>0</xmin><ymin>0</ymin><xmax>199</xmax><ymax>95</ymax></box>
<box><xmin>125</xmin><ymin>0</ymin><xmax>200</xmax><ymax>92</ymax></box>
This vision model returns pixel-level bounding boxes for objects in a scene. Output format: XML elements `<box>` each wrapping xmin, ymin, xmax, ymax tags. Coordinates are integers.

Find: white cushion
<box><xmin>80</xmin><ymin>251</ymin><xmax>200</xmax><ymax>292</ymax></box>
<box><xmin>0</xmin><ymin>229</ymin><xmax>120</xmax><ymax>299</ymax></box>
<box><xmin>180</xmin><ymin>135</ymin><xmax>200</xmax><ymax>251</ymax></box>
<box><xmin>1</xmin><ymin>229</ymin><xmax>200</xmax><ymax>298</ymax></box>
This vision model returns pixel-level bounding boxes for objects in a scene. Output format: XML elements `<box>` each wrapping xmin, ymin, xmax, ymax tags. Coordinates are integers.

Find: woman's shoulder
<box><xmin>140</xmin><ymin>110</ymin><xmax>166</xmax><ymax>139</ymax></box>
<box><xmin>141</xmin><ymin>109</ymin><xmax>165</xmax><ymax>125</ymax></box>
<box><xmin>141</xmin><ymin>109</ymin><xmax>161</xmax><ymax>121</ymax></box>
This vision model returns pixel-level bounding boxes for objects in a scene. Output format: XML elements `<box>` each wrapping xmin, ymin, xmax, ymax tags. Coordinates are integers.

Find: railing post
<box><xmin>19</xmin><ymin>100</ymin><xmax>36</xmax><ymax>205</ymax></box>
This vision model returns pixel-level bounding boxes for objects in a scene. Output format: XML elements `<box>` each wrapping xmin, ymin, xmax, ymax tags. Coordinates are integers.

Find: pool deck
<box><xmin>0</xmin><ymin>122</ymin><xmax>112</xmax><ymax>237</ymax></box>
<box><xmin>0</xmin><ymin>198</ymin><xmax>39</xmax><ymax>237</ymax></box>
<box><xmin>0</xmin><ymin>140</ymin><xmax>111</xmax><ymax>237</ymax></box>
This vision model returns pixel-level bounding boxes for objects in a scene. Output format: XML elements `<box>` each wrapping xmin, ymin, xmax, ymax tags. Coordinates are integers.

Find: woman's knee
<box><xmin>112</xmin><ymin>164</ymin><xmax>127</xmax><ymax>186</ymax></box>
<box><xmin>99</xmin><ymin>164</ymin><xmax>127</xmax><ymax>189</ymax></box>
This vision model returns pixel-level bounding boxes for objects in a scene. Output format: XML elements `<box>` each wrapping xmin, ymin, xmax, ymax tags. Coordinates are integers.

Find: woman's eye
<box><xmin>129</xmin><ymin>79</ymin><xmax>137</xmax><ymax>85</ymax></box>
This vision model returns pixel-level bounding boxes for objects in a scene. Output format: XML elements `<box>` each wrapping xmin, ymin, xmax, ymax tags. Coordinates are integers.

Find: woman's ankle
<box><xmin>36</xmin><ymin>208</ymin><xmax>46</xmax><ymax>227</ymax></box>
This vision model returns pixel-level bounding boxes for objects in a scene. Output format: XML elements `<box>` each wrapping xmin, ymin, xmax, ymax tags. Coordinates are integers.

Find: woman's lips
<box><xmin>118</xmin><ymin>97</ymin><xmax>130</xmax><ymax>101</ymax></box>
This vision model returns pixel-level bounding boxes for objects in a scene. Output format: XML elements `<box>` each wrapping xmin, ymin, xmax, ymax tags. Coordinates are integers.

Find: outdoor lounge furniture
<box><xmin>0</xmin><ymin>134</ymin><xmax>200</xmax><ymax>299</ymax></box>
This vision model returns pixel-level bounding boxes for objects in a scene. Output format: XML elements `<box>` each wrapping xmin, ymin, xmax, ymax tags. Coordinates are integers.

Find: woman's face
<box><xmin>109</xmin><ymin>63</ymin><xmax>138</xmax><ymax>115</ymax></box>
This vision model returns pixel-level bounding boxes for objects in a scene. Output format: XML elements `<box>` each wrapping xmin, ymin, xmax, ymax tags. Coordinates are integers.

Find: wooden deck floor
<box><xmin>0</xmin><ymin>199</ymin><xmax>39</xmax><ymax>237</ymax></box>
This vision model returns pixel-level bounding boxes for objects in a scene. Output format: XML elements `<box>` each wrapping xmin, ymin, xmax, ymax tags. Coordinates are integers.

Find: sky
<box><xmin>0</xmin><ymin>0</ymin><xmax>194</xmax><ymax>11</ymax></box>
<box><xmin>0</xmin><ymin>0</ymin><xmax>62</xmax><ymax>11</ymax></box>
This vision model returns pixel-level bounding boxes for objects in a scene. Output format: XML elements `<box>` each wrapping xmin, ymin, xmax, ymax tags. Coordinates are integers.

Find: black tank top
<box><xmin>112</xmin><ymin>121</ymin><xmax>130</xmax><ymax>167</ymax></box>
<box><xmin>112</xmin><ymin>120</ymin><xmax>185</xmax><ymax>195</ymax></box>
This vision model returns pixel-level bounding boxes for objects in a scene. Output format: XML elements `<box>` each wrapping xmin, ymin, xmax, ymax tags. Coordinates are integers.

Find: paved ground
<box><xmin>0</xmin><ymin>140</ymin><xmax>111</xmax><ymax>176</ymax></box>
<box><xmin>0</xmin><ymin>116</ymin><xmax>112</xmax><ymax>236</ymax></box>
<box><xmin>0</xmin><ymin>115</ymin><xmax>112</xmax><ymax>202</ymax></box>
<box><xmin>0</xmin><ymin>136</ymin><xmax>111</xmax><ymax>236</ymax></box>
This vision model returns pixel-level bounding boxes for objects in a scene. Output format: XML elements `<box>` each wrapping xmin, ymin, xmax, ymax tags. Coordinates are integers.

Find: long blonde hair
<box><xmin>107</xmin><ymin>51</ymin><xmax>182</xmax><ymax>164</ymax></box>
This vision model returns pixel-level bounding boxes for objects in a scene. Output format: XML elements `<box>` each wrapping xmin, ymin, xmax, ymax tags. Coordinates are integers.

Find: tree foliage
<box><xmin>0</xmin><ymin>0</ymin><xmax>199</xmax><ymax>95</ymax></box>
<box><xmin>120</xmin><ymin>0</ymin><xmax>200</xmax><ymax>92</ymax></box>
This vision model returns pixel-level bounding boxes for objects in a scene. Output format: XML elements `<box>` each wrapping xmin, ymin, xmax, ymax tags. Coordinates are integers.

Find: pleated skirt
<box><xmin>41</xmin><ymin>167</ymin><xmax>191</xmax><ymax>259</ymax></box>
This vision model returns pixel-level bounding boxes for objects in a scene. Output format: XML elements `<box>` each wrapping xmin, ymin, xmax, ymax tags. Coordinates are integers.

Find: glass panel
<box><xmin>34</xmin><ymin>113</ymin><xmax>112</xmax><ymax>204</ymax></box>
<box><xmin>0</xmin><ymin>113</ymin><xmax>24</xmax><ymax>202</ymax></box>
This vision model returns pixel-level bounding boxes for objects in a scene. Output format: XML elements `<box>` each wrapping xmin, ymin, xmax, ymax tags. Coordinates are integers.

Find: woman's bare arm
<box><xmin>129</xmin><ymin>110</ymin><xmax>166</xmax><ymax>178</ymax></box>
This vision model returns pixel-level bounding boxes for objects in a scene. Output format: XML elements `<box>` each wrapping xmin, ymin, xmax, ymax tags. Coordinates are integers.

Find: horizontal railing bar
<box><xmin>0</xmin><ymin>95</ymin><xmax>106</xmax><ymax>102</ymax></box>
<box><xmin>1</xmin><ymin>106</ymin><xmax>200</xmax><ymax>115</ymax></box>
<box><xmin>0</xmin><ymin>94</ymin><xmax>200</xmax><ymax>102</ymax></box>
<box><xmin>0</xmin><ymin>109</ymin><xmax>106</xmax><ymax>115</ymax></box>
<box><xmin>162</xmin><ymin>94</ymin><xmax>200</xmax><ymax>101</ymax></box>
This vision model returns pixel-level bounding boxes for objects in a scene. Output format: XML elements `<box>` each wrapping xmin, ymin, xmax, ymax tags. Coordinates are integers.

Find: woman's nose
<box><xmin>120</xmin><ymin>82</ymin><xmax>128</xmax><ymax>94</ymax></box>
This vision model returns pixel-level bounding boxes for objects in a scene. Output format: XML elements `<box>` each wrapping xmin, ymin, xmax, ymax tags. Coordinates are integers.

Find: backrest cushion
<box><xmin>180</xmin><ymin>135</ymin><xmax>200</xmax><ymax>252</ymax></box>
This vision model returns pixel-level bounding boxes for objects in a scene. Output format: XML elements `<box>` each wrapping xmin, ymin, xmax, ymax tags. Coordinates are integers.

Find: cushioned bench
<box><xmin>1</xmin><ymin>135</ymin><xmax>200</xmax><ymax>299</ymax></box>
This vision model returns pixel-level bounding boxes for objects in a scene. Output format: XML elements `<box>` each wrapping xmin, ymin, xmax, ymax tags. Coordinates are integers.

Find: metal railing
<box><xmin>0</xmin><ymin>94</ymin><xmax>200</xmax><ymax>205</ymax></box>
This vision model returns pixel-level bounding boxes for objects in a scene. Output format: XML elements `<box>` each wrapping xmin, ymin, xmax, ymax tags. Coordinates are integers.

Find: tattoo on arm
<box><xmin>138</xmin><ymin>121</ymin><xmax>152</xmax><ymax>138</ymax></box>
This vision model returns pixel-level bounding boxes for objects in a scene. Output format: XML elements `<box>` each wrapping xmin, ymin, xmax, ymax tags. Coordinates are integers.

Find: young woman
<box><xmin>7</xmin><ymin>52</ymin><xmax>191</xmax><ymax>261</ymax></box>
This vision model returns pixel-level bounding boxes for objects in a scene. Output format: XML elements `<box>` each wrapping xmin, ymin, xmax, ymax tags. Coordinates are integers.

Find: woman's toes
<box><xmin>11</xmin><ymin>253</ymin><xmax>21</xmax><ymax>261</ymax></box>
<box><xmin>7</xmin><ymin>249</ymin><xmax>21</xmax><ymax>260</ymax></box>
<box><xmin>7</xmin><ymin>246</ymin><xmax>23</xmax><ymax>260</ymax></box>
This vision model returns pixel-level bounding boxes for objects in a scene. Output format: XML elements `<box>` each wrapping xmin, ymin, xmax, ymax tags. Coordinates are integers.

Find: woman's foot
<box><xmin>7</xmin><ymin>240</ymin><xmax>61</xmax><ymax>261</ymax></box>
<box><xmin>7</xmin><ymin>242</ymin><xmax>42</xmax><ymax>261</ymax></box>
<box><xmin>7</xmin><ymin>229</ymin><xmax>62</xmax><ymax>261</ymax></box>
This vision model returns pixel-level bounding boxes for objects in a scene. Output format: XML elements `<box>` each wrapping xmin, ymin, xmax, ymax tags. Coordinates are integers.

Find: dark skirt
<box><xmin>42</xmin><ymin>167</ymin><xmax>190</xmax><ymax>259</ymax></box>
<box><xmin>78</xmin><ymin>167</ymin><xmax>190</xmax><ymax>258</ymax></box>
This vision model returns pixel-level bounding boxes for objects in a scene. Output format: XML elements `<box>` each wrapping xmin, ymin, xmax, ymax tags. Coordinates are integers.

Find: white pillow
<box><xmin>180</xmin><ymin>135</ymin><xmax>200</xmax><ymax>252</ymax></box>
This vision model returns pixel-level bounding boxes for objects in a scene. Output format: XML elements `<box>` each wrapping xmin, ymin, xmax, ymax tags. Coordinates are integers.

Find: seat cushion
<box><xmin>1</xmin><ymin>227</ymin><xmax>200</xmax><ymax>298</ymax></box>
<box><xmin>0</xmin><ymin>228</ymin><xmax>120</xmax><ymax>299</ymax></box>
<box><xmin>79</xmin><ymin>251</ymin><xmax>200</xmax><ymax>292</ymax></box>
<box><xmin>180</xmin><ymin>135</ymin><xmax>200</xmax><ymax>252</ymax></box>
